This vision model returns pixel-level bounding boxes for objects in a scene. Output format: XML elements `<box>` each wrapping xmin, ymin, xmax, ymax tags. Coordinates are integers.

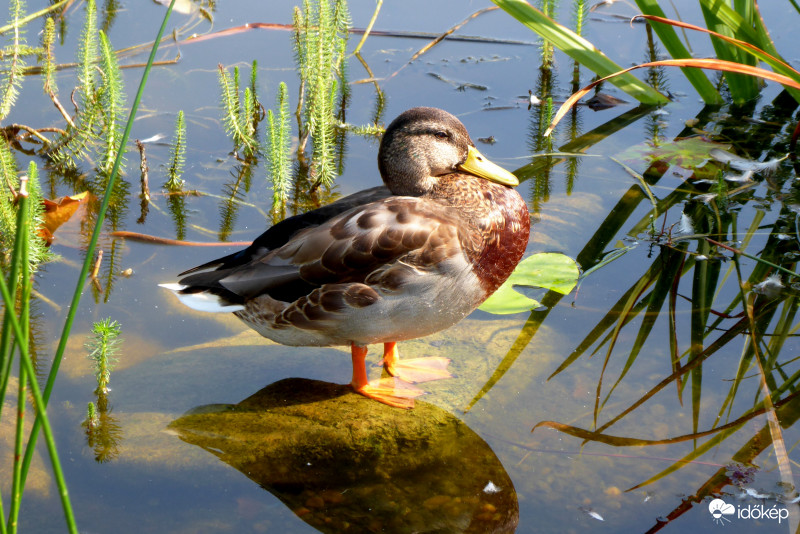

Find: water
<box><xmin>3</xmin><ymin>0</ymin><xmax>800</xmax><ymax>532</ymax></box>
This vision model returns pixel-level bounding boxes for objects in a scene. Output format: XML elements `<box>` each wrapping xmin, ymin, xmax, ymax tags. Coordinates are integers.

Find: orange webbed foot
<box><xmin>381</xmin><ymin>342</ymin><xmax>452</xmax><ymax>383</ymax></box>
<box><xmin>350</xmin><ymin>343</ymin><xmax>424</xmax><ymax>409</ymax></box>
<box><xmin>352</xmin><ymin>378</ymin><xmax>424</xmax><ymax>409</ymax></box>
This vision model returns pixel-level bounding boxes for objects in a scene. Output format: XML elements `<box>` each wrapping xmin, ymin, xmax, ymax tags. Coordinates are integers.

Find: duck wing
<box><xmin>178</xmin><ymin>195</ymin><xmax>465</xmax><ymax>306</ymax></box>
<box><xmin>178</xmin><ymin>186</ymin><xmax>391</xmax><ymax>277</ymax></box>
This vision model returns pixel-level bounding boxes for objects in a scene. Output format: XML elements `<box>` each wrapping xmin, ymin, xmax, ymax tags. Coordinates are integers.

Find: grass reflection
<box><xmin>478</xmin><ymin>85</ymin><xmax>800</xmax><ymax>509</ymax></box>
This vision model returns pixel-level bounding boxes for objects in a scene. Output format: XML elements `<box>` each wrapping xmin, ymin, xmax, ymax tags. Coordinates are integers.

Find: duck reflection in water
<box><xmin>161</xmin><ymin>107</ymin><xmax>530</xmax><ymax>408</ymax></box>
<box><xmin>168</xmin><ymin>378</ymin><xmax>519</xmax><ymax>533</ymax></box>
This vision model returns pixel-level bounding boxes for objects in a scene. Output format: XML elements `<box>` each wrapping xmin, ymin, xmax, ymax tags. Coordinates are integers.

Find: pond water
<box><xmin>4</xmin><ymin>0</ymin><xmax>800</xmax><ymax>532</ymax></box>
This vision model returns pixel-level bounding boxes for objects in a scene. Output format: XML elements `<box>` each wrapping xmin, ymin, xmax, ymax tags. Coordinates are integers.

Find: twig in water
<box><xmin>50</xmin><ymin>90</ymin><xmax>76</xmax><ymax>129</ymax></box>
<box><xmin>135</xmin><ymin>139</ymin><xmax>150</xmax><ymax>202</ymax></box>
<box><xmin>91</xmin><ymin>249</ymin><xmax>103</xmax><ymax>280</ymax></box>
<box><xmin>110</xmin><ymin>230</ymin><xmax>251</xmax><ymax>247</ymax></box>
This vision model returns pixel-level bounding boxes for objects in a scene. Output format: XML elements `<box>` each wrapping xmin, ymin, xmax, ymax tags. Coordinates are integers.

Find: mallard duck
<box><xmin>161</xmin><ymin>107</ymin><xmax>530</xmax><ymax>408</ymax></box>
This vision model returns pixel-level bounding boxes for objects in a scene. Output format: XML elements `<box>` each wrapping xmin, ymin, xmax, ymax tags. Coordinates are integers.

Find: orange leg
<box><xmin>381</xmin><ymin>341</ymin><xmax>452</xmax><ymax>383</ymax></box>
<box><xmin>350</xmin><ymin>343</ymin><xmax>422</xmax><ymax>409</ymax></box>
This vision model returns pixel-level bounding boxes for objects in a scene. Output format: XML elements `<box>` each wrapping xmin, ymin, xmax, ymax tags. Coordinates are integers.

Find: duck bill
<box><xmin>458</xmin><ymin>145</ymin><xmax>519</xmax><ymax>186</ymax></box>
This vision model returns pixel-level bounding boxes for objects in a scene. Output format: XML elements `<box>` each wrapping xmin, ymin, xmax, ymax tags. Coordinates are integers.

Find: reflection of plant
<box><xmin>509</xmin><ymin>88</ymin><xmax>800</xmax><ymax>511</ymax></box>
<box><xmin>84</xmin><ymin>319</ymin><xmax>124</xmax><ymax>463</ymax></box>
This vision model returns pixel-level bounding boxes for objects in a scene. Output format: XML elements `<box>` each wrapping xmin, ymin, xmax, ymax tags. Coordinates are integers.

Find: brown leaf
<box><xmin>40</xmin><ymin>191</ymin><xmax>92</xmax><ymax>245</ymax></box>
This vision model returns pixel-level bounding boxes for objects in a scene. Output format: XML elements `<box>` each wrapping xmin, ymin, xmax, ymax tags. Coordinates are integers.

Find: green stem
<box><xmin>352</xmin><ymin>0</ymin><xmax>381</xmax><ymax>55</ymax></box>
<box><xmin>706</xmin><ymin>238</ymin><xmax>800</xmax><ymax>280</ymax></box>
<box><xmin>0</xmin><ymin>0</ymin><xmax>72</xmax><ymax>35</ymax></box>
<box><xmin>1</xmin><ymin>174</ymin><xmax>29</xmax><ymax>533</ymax></box>
<box><xmin>8</xmin><ymin>179</ymin><xmax>29</xmax><ymax>534</ymax></box>
<box><xmin>15</xmin><ymin>0</ymin><xmax>178</xmax><ymax>511</ymax></box>
<box><xmin>2</xmin><ymin>181</ymin><xmax>75</xmax><ymax>533</ymax></box>
<box><xmin>0</xmin><ymin>274</ymin><xmax>77</xmax><ymax>533</ymax></box>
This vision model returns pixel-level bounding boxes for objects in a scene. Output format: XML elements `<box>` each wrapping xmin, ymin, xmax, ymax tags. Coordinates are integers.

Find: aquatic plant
<box><xmin>485</xmin><ymin>84</ymin><xmax>800</xmax><ymax>514</ymax></box>
<box><xmin>86</xmin><ymin>318</ymin><xmax>122</xmax><ymax>394</ymax></box>
<box><xmin>0</xmin><ymin>1</ymin><xmax>179</xmax><ymax>530</ymax></box>
<box><xmin>0</xmin><ymin>0</ymin><xmax>29</xmax><ymax>120</ymax></box>
<box><xmin>218</xmin><ymin>62</ymin><xmax>260</xmax><ymax>158</ymax></box>
<box><xmin>51</xmin><ymin>0</ymin><xmax>129</xmax><ymax>173</ymax></box>
<box><xmin>98</xmin><ymin>30</ymin><xmax>126</xmax><ymax>174</ymax></box>
<box><xmin>294</xmin><ymin>0</ymin><xmax>351</xmax><ymax>187</ymax></box>
<box><xmin>165</xmin><ymin>110</ymin><xmax>187</xmax><ymax>191</ymax></box>
<box><xmin>40</xmin><ymin>16</ymin><xmax>57</xmax><ymax>96</ymax></box>
<box><xmin>494</xmin><ymin>0</ymin><xmax>800</xmax><ymax>107</ymax></box>
<box><xmin>265</xmin><ymin>82</ymin><xmax>292</xmax><ymax>217</ymax></box>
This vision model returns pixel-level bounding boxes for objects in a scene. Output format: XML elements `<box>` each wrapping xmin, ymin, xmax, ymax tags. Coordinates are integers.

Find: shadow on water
<box><xmin>168</xmin><ymin>378</ymin><xmax>518</xmax><ymax>533</ymax></box>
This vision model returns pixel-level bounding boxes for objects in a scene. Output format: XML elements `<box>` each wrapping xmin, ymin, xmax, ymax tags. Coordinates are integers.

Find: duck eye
<box><xmin>434</xmin><ymin>131</ymin><xmax>449</xmax><ymax>139</ymax></box>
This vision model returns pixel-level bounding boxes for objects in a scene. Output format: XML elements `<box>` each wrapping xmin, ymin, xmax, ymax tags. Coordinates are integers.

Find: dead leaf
<box><xmin>40</xmin><ymin>191</ymin><xmax>92</xmax><ymax>245</ymax></box>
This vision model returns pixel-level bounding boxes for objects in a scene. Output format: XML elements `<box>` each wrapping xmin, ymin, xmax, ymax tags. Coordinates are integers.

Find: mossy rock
<box><xmin>169</xmin><ymin>378</ymin><xmax>517</xmax><ymax>533</ymax></box>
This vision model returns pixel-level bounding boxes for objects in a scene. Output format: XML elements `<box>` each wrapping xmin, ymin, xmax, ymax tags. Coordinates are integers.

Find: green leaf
<box><xmin>492</xmin><ymin>0</ymin><xmax>668</xmax><ymax>105</ymax></box>
<box><xmin>479</xmin><ymin>253</ymin><xmax>580</xmax><ymax>314</ymax></box>
<box><xmin>634</xmin><ymin>0</ymin><xmax>723</xmax><ymax>104</ymax></box>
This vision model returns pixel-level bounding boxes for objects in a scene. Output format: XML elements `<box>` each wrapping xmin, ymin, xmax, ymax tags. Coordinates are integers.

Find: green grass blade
<box><xmin>699</xmin><ymin>2</ymin><xmax>758</xmax><ymax>103</ymax></box>
<box><xmin>634</xmin><ymin>0</ymin><xmax>723</xmax><ymax>104</ymax></box>
<box><xmin>492</xmin><ymin>0</ymin><xmax>668</xmax><ymax>104</ymax></box>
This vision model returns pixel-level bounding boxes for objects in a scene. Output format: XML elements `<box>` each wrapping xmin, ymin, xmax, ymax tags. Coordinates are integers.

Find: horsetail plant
<box><xmin>86</xmin><ymin>317</ymin><xmax>122</xmax><ymax>394</ymax></box>
<box><xmin>40</xmin><ymin>16</ymin><xmax>58</xmax><ymax>96</ymax></box>
<box><xmin>165</xmin><ymin>110</ymin><xmax>188</xmax><ymax>239</ymax></box>
<box><xmin>98</xmin><ymin>30</ymin><xmax>126</xmax><ymax>174</ymax></box>
<box><xmin>52</xmin><ymin>0</ymin><xmax>102</xmax><ymax>168</ymax></box>
<box><xmin>294</xmin><ymin>0</ymin><xmax>351</xmax><ymax>188</ymax></box>
<box><xmin>266</xmin><ymin>82</ymin><xmax>292</xmax><ymax>217</ymax></box>
<box><xmin>165</xmin><ymin>110</ymin><xmax>187</xmax><ymax>191</ymax></box>
<box><xmin>86</xmin><ymin>401</ymin><xmax>99</xmax><ymax>428</ymax></box>
<box><xmin>0</xmin><ymin>0</ymin><xmax>175</xmax><ymax>533</ymax></box>
<box><xmin>218</xmin><ymin>63</ymin><xmax>259</xmax><ymax>158</ymax></box>
<box><xmin>0</xmin><ymin>0</ymin><xmax>30</xmax><ymax>120</ymax></box>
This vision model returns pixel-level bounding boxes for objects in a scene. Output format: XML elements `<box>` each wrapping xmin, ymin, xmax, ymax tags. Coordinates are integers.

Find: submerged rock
<box><xmin>169</xmin><ymin>378</ymin><xmax>518</xmax><ymax>533</ymax></box>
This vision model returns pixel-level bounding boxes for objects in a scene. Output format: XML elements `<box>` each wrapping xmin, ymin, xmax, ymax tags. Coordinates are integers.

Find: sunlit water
<box><xmin>3</xmin><ymin>1</ymin><xmax>800</xmax><ymax>532</ymax></box>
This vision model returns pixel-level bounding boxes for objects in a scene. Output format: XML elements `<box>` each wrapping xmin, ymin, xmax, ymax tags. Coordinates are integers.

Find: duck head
<box><xmin>377</xmin><ymin>107</ymin><xmax>518</xmax><ymax>196</ymax></box>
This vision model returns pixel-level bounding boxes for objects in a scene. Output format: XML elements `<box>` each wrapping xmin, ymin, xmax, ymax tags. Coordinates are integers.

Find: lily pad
<box><xmin>479</xmin><ymin>253</ymin><xmax>579</xmax><ymax>314</ymax></box>
<box><xmin>616</xmin><ymin>137</ymin><xmax>732</xmax><ymax>169</ymax></box>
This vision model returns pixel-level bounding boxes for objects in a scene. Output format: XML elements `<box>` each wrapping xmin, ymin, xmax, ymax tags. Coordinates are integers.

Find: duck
<box><xmin>161</xmin><ymin>107</ymin><xmax>530</xmax><ymax>408</ymax></box>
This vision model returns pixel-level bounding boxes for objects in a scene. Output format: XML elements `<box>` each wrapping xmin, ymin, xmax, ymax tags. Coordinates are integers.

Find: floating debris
<box><xmin>528</xmin><ymin>90</ymin><xmax>541</xmax><ymax>108</ymax></box>
<box><xmin>744</xmin><ymin>487</ymin><xmax>770</xmax><ymax>500</ymax></box>
<box><xmin>710</xmin><ymin>148</ymin><xmax>787</xmax><ymax>174</ymax></box>
<box><xmin>483</xmin><ymin>481</ymin><xmax>501</xmax><ymax>494</ymax></box>
<box><xmin>579</xmin><ymin>506</ymin><xmax>604</xmax><ymax>521</ymax></box>
<box><xmin>139</xmin><ymin>133</ymin><xmax>166</xmax><ymax>144</ymax></box>
<box><xmin>724</xmin><ymin>170</ymin><xmax>754</xmax><ymax>183</ymax></box>
<box><xmin>753</xmin><ymin>274</ymin><xmax>784</xmax><ymax>298</ymax></box>
<box><xmin>696</xmin><ymin>193</ymin><xmax>718</xmax><ymax>203</ymax></box>
<box><xmin>427</xmin><ymin>72</ymin><xmax>488</xmax><ymax>91</ymax></box>
<box><xmin>678</xmin><ymin>213</ymin><xmax>694</xmax><ymax>235</ymax></box>
<box><xmin>585</xmin><ymin>93</ymin><xmax>627</xmax><ymax>111</ymax></box>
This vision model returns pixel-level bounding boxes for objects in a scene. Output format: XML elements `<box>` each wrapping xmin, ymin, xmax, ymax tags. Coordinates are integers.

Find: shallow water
<box><xmin>4</xmin><ymin>0</ymin><xmax>800</xmax><ymax>532</ymax></box>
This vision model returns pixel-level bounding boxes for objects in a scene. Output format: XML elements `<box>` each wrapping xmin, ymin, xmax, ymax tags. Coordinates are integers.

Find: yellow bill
<box><xmin>458</xmin><ymin>145</ymin><xmax>519</xmax><ymax>186</ymax></box>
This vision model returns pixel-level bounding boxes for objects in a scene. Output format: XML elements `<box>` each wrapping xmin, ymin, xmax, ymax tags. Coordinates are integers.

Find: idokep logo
<box><xmin>708</xmin><ymin>498</ymin><xmax>789</xmax><ymax>526</ymax></box>
<box><xmin>708</xmin><ymin>499</ymin><xmax>735</xmax><ymax>525</ymax></box>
